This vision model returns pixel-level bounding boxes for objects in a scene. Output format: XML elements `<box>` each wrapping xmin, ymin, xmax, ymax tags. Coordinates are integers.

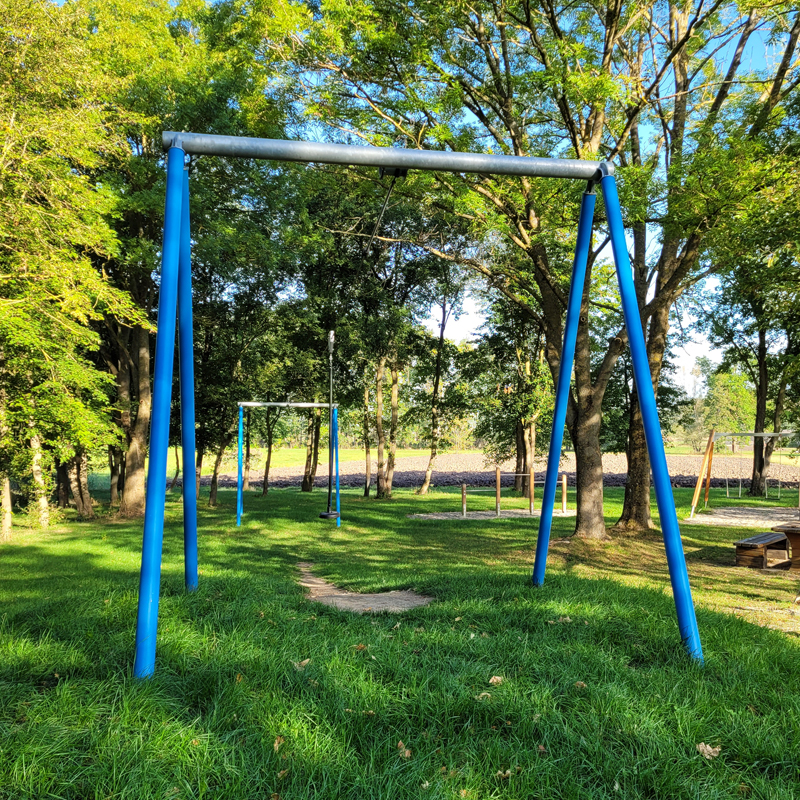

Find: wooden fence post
<box><xmin>561</xmin><ymin>473</ymin><xmax>567</xmax><ymax>513</ymax></box>
<box><xmin>496</xmin><ymin>468</ymin><xmax>501</xmax><ymax>518</ymax></box>
<box><xmin>529</xmin><ymin>467</ymin><xmax>534</xmax><ymax>514</ymax></box>
<box><xmin>461</xmin><ymin>483</ymin><xmax>467</xmax><ymax>518</ymax></box>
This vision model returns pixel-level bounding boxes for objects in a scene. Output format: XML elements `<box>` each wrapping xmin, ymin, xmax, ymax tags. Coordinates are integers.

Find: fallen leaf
<box><xmin>737</xmin><ymin>784</ymin><xmax>751</xmax><ymax>795</ymax></box>
<box><xmin>454</xmin><ymin>616</ymin><xmax>462</xmax><ymax>622</ymax></box>
<box><xmin>475</xmin><ymin>692</ymin><xmax>492</xmax><ymax>701</ymax></box>
<box><xmin>392</xmin><ymin>622</ymin><xmax>401</xmax><ymax>630</ymax></box>
<box><xmin>353</xmin><ymin>643</ymin><xmax>367</xmax><ymax>651</ymax></box>
<box><xmin>363</xmin><ymin>710</ymin><xmax>375</xmax><ymax>716</ymax></box>
<box><xmin>277</xmin><ymin>769</ymin><xmax>289</xmax><ymax>779</ymax></box>
<box><xmin>460</xmin><ymin>790</ymin><xmax>468</xmax><ymax>798</ymax></box>
<box><xmin>481</xmin><ymin>632</ymin><xmax>489</xmax><ymax>638</ymax></box>
<box><xmin>401</xmin><ymin>749</ymin><xmax>412</xmax><ymax>759</ymax></box>
<box><xmin>538</xmin><ymin>745</ymin><xmax>547</xmax><ymax>753</ymax></box>
<box><xmin>614</xmin><ymin>780</ymin><xmax>620</xmax><ymax>792</ymax></box>
<box><xmin>440</xmin><ymin>766</ymin><xmax>447</xmax><ymax>774</ymax></box>
<box><xmin>421</xmin><ymin>781</ymin><xmax>430</xmax><ymax>789</ymax></box>
<box><xmin>235</xmin><ymin>674</ymin><xmax>243</xmax><ymax>683</ymax></box>
<box><xmin>191</xmin><ymin>738</ymin><xmax>199</xmax><ymax>746</ymax></box>
<box><xmin>496</xmin><ymin>769</ymin><xmax>511</xmax><ymax>780</ymax></box>
<box><xmin>696</xmin><ymin>742</ymin><xmax>721</xmax><ymax>760</ymax></box>
<box><xmin>574</xmin><ymin>681</ymin><xmax>587</xmax><ymax>689</ymax></box>
<box><xmin>273</xmin><ymin>736</ymin><xmax>285</xmax><ymax>753</ymax></box>
<box><xmin>292</xmin><ymin>658</ymin><xmax>311</xmax><ymax>671</ymax></box>
<box><xmin>746</xmin><ymin>704</ymin><xmax>759</xmax><ymax>715</ymax></box>
<box><xmin>489</xmin><ymin>675</ymin><xmax>504</xmax><ymax>686</ymax></box>
<box><xmin>307</xmin><ymin>679</ymin><xmax>319</xmax><ymax>687</ymax></box>
<box><xmin>558</xmin><ymin>616</ymin><xmax>572</xmax><ymax>623</ymax></box>
<box><xmin>344</xmin><ymin>708</ymin><xmax>353</xmax><ymax>713</ymax></box>
<box><xmin>397</xmin><ymin>740</ymin><xmax>405</xmax><ymax>750</ymax></box>
<box><xmin>270</xmin><ymin>794</ymin><xmax>281</xmax><ymax>800</ymax></box>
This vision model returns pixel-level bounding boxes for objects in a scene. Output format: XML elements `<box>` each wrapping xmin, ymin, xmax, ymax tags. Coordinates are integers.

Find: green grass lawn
<box><xmin>2</xmin><ymin>487</ymin><xmax>800</xmax><ymax>799</ymax></box>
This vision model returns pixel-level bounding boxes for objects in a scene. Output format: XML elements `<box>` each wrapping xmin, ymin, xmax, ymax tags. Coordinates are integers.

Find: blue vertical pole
<box><xmin>133</xmin><ymin>146</ymin><xmax>184</xmax><ymax>679</ymax></box>
<box><xmin>334</xmin><ymin>408</ymin><xmax>341</xmax><ymax>527</ymax></box>
<box><xmin>237</xmin><ymin>405</ymin><xmax>244</xmax><ymax>526</ymax></box>
<box><xmin>178</xmin><ymin>167</ymin><xmax>198</xmax><ymax>591</ymax></box>
<box><xmin>532</xmin><ymin>188</ymin><xmax>596</xmax><ymax>587</ymax></box>
<box><xmin>600</xmin><ymin>174</ymin><xmax>703</xmax><ymax>663</ymax></box>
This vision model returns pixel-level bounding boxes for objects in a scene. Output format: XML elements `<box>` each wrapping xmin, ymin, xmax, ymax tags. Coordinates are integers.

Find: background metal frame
<box><xmin>132</xmin><ymin>132</ymin><xmax>703</xmax><ymax>678</ymax></box>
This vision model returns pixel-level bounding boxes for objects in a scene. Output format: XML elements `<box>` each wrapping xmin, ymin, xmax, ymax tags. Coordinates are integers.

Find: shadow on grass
<box><xmin>2</xmin><ymin>488</ymin><xmax>800</xmax><ymax>798</ymax></box>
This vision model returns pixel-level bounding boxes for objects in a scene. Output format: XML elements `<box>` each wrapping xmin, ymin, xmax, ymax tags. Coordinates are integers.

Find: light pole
<box><xmin>320</xmin><ymin>330</ymin><xmax>339</xmax><ymax>520</ymax></box>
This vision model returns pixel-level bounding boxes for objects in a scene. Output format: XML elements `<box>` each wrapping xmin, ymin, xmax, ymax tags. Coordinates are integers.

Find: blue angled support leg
<box><xmin>133</xmin><ymin>146</ymin><xmax>185</xmax><ymax>679</ymax></box>
<box><xmin>179</xmin><ymin>167</ymin><xmax>198</xmax><ymax>591</ymax></box>
<box><xmin>600</xmin><ymin>174</ymin><xmax>703</xmax><ymax>663</ymax></box>
<box><xmin>532</xmin><ymin>187</ymin><xmax>596</xmax><ymax>587</ymax></box>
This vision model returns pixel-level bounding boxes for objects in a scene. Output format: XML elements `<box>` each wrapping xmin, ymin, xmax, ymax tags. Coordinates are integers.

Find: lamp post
<box><xmin>320</xmin><ymin>330</ymin><xmax>339</xmax><ymax>520</ymax></box>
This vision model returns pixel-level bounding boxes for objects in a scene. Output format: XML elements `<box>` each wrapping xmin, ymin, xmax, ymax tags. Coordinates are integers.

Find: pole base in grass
<box><xmin>319</xmin><ymin>512</ymin><xmax>340</xmax><ymax>520</ymax></box>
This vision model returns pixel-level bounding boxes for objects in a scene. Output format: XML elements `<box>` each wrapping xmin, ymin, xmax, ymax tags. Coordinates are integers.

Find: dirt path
<box><xmin>296</xmin><ymin>563</ymin><xmax>433</xmax><ymax>613</ymax></box>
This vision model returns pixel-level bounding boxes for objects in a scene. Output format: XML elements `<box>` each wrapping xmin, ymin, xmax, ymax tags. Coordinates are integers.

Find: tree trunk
<box><xmin>56</xmin><ymin>460</ymin><xmax>69</xmax><ymax>509</ymax></box>
<box><xmin>119</xmin><ymin>325</ymin><xmax>151</xmax><ymax>518</ymax></box>
<box><xmin>208</xmin><ymin>434</ymin><xmax>234</xmax><ymax>507</ymax></box>
<box><xmin>66</xmin><ymin>455</ymin><xmax>93</xmax><ymax>518</ymax></box>
<box><xmin>168</xmin><ymin>444</ymin><xmax>181</xmax><ymax>492</ymax></box>
<box><xmin>384</xmin><ymin>363</ymin><xmax>399</xmax><ymax>498</ymax></box>
<box><xmin>376</xmin><ymin>357</ymin><xmax>388</xmax><ymax>498</ymax></box>
<box><xmin>29</xmin><ymin>433</ymin><xmax>50</xmax><ymax>528</ymax></box>
<box><xmin>750</xmin><ymin>328</ymin><xmax>769</xmax><ymax>495</ymax></box>
<box><xmin>196</xmin><ymin>446</ymin><xmax>204</xmax><ymax>498</ymax></box>
<box><xmin>570</xmin><ymin>406</ymin><xmax>606</xmax><ymax>538</ymax></box>
<box><xmin>244</xmin><ymin>408</ymin><xmax>251</xmax><ymax>491</ymax></box>
<box><xmin>523</xmin><ymin>420</ymin><xmax>536</xmax><ymax>499</ymax></box>
<box><xmin>514</xmin><ymin>419</ymin><xmax>525</xmax><ymax>493</ymax></box>
<box><xmin>262</xmin><ymin>417</ymin><xmax>274</xmax><ymax>496</ymax></box>
<box><xmin>1</xmin><ymin>475</ymin><xmax>11</xmax><ymax>542</ymax></box>
<box><xmin>419</xmin><ymin>301</ymin><xmax>448</xmax><ymax>495</ymax></box>
<box><xmin>363</xmin><ymin>379</ymin><xmax>371</xmax><ymax>497</ymax></box>
<box><xmin>616</xmin><ymin>393</ymin><xmax>654</xmax><ymax>530</ymax></box>
<box><xmin>108</xmin><ymin>446</ymin><xmax>122</xmax><ymax>505</ymax></box>
<box><xmin>78</xmin><ymin>450</ymin><xmax>94</xmax><ymax>518</ymax></box>
<box><xmin>301</xmin><ymin>408</ymin><xmax>322</xmax><ymax>492</ymax></box>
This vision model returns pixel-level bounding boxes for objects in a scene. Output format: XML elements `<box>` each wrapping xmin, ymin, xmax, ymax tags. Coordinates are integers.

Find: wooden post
<box><xmin>529</xmin><ymin>467</ymin><xmax>534</xmax><ymax>515</ymax></box>
<box><xmin>495</xmin><ymin>467</ymin><xmax>501</xmax><ymax>518</ymax></box>
<box><xmin>703</xmin><ymin>440</ymin><xmax>715</xmax><ymax>508</ymax></box>
<box><xmin>561</xmin><ymin>473</ymin><xmax>567</xmax><ymax>513</ymax></box>
<box><xmin>461</xmin><ymin>483</ymin><xmax>467</xmax><ymax>518</ymax></box>
<box><xmin>690</xmin><ymin>430</ymin><xmax>715</xmax><ymax>518</ymax></box>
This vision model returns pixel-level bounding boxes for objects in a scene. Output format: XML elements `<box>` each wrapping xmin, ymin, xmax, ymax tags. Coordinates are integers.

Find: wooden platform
<box><xmin>734</xmin><ymin>532</ymin><xmax>790</xmax><ymax>569</ymax></box>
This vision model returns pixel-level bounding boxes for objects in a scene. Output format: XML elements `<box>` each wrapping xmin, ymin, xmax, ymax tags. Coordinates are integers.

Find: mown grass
<box><xmin>1</xmin><ymin>486</ymin><xmax>799</xmax><ymax>799</ymax></box>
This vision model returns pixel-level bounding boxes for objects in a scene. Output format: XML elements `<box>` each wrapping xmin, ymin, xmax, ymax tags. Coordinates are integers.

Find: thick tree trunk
<box><xmin>29</xmin><ymin>433</ymin><xmax>50</xmax><ymax>528</ymax></box>
<box><xmin>301</xmin><ymin>409</ymin><xmax>322</xmax><ymax>492</ymax></box>
<box><xmin>522</xmin><ymin>420</ymin><xmax>535</xmax><ymax>499</ymax></box>
<box><xmin>1</xmin><ymin>475</ymin><xmax>11</xmax><ymax>541</ymax></box>
<box><xmin>617</xmin><ymin>394</ymin><xmax>654</xmax><ymax>530</ymax></box>
<box><xmin>376</xmin><ymin>357</ymin><xmax>388</xmax><ymax>498</ymax></box>
<box><xmin>384</xmin><ymin>363</ymin><xmax>400</xmax><ymax>499</ymax></box>
<box><xmin>168</xmin><ymin>444</ymin><xmax>181</xmax><ymax>492</ymax></box>
<box><xmin>119</xmin><ymin>326</ymin><xmax>151</xmax><ymax>518</ymax></box>
<box><xmin>570</xmin><ymin>405</ymin><xmax>606</xmax><ymax>538</ymax></box>
<box><xmin>363</xmin><ymin>380</ymin><xmax>371</xmax><ymax>497</ymax></box>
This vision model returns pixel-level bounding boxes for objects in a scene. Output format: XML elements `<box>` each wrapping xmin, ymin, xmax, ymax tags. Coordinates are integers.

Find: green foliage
<box><xmin>0</xmin><ymin>0</ymin><xmax>144</xmax><ymax>486</ymax></box>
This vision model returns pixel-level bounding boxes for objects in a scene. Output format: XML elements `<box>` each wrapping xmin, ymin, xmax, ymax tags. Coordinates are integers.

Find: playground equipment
<box><xmin>133</xmin><ymin>131</ymin><xmax>703</xmax><ymax>677</ymax></box>
<box><xmin>457</xmin><ymin>470</ymin><xmax>568</xmax><ymax>518</ymax></box>
<box><xmin>235</xmin><ymin>401</ymin><xmax>341</xmax><ymax>528</ymax></box>
<box><xmin>690</xmin><ymin>430</ymin><xmax>798</xmax><ymax>519</ymax></box>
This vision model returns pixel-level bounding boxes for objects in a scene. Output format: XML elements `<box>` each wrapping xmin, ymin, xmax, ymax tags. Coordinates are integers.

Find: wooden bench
<box><xmin>734</xmin><ymin>532</ymin><xmax>790</xmax><ymax>569</ymax></box>
<box><xmin>771</xmin><ymin>523</ymin><xmax>800</xmax><ymax>571</ymax></box>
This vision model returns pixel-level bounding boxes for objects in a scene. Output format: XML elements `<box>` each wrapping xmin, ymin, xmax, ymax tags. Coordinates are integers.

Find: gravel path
<box><xmin>218</xmin><ymin>451</ymin><xmax>799</xmax><ymax>490</ymax></box>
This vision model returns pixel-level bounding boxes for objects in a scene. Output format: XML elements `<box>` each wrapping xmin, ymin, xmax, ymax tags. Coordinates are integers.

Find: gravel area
<box><xmin>218</xmin><ymin>451</ymin><xmax>799</xmax><ymax>490</ymax></box>
<box><xmin>687</xmin><ymin>507</ymin><xmax>800</xmax><ymax>528</ymax></box>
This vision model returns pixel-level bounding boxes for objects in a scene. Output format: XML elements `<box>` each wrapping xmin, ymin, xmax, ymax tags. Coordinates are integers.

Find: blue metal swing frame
<box><xmin>132</xmin><ymin>133</ymin><xmax>702</xmax><ymax>678</ymax></box>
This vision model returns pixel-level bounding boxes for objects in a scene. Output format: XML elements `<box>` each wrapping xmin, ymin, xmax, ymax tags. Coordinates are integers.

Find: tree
<box><xmin>0</xmin><ymin>0</ymin><xmax>143</xmax><ymax>531</ymax></box>
<box><xmin>262</xmin><ymin>0</ymin><xmax>800</xmax><ymax>536</ymax></box>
